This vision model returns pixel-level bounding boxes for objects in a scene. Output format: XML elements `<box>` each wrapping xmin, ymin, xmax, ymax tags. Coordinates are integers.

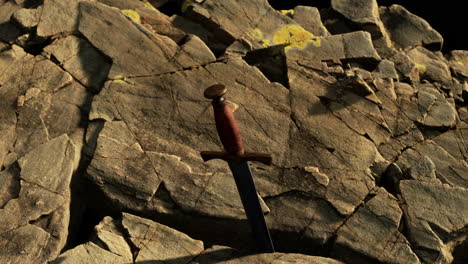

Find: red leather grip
<box><xmin>213</xmin><ymin>101</ymin><xmax>244</xmax><ymax>155</ymax></box>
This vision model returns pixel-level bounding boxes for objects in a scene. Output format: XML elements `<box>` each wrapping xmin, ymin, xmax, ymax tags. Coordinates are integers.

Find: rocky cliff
<box><xmin>1</xmin><ymin>0</ymin><xmax>467</xmax><ymax>263</ymax></box>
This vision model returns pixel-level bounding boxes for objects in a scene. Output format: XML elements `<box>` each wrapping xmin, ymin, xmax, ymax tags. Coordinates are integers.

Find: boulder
<box><xmin>389</xmin><ymin>51</ymin><xmax>420</xmax><ymax>83</ymax></box>
<box><xmin>380</xmin><ymin>5</ymin><xmax>444</xmax><ymax>51</ymax></box>
<box><xmin>400</xmin><ymin>180</ymin><xmax>468</xmax><ymax>264</ymax></box>
<box><xmin>11</xmin><ymin>7</ymin><xmax>41</xmax><ymax>29</ymax></box>
<box><xmin>416</xmin><ymin>84</ymin><xmax>457</xmax><ymax>128</ymax></box>
<box><xmin>448</xmin><ymin>50</ymin><xmax>468</xmax><ymax>80</ymax></box>
<box><xmin>373</xmin><ymin>59</ymin><xmax>399</xmax><ymax>80</ymax></box>
<box><xmin>292</xmin><ymin>6</ymin><xmax>330</xmax><ymax>37</ymax></box>
<box><xmin>331</xmin><ymin>0</ymin><xmax>392</xmax><ymax>48</ymax></box>
<box><xmin>78</xmin><ymin>1</ymin><xmax>181</xmax><ymax>77</ymax></box>
<box><xmin>184</xmin><ymin>0</ymin><xmax>278</xmax><ymax>45</ymax></box>
<box><xmin>92</xmin><ymin>216</ymin><xmax>133</xmax><ymax>263</ymax></box>
<box><xmin>407</xmin><ymin>47</ymin><xmax>452</xmax><ymax>84</ymax></box>
<box><xmin>170</xmin><ymin>14</ymin><xmax>227</xmax><ymax>55</ymax></box>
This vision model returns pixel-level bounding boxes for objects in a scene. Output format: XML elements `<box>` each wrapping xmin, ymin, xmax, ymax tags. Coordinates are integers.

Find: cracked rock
<box><xmin>396</xmin><ymin>140</ymin><xmax>468</xmax><ymax>189</ymax></box>
<box><xmin>0</xmin><ymin>45</ymin><xmax>90</xmax><ymax>163</ymax></box>
<box><xmin>78</xmin><ymin>1</ymin><xmax>180</xmax><ymax>77</ymax></box>
<box><xmin>87</xmin><ymin>120</ymin><xmax>162</xmax><ymax>205</ymax></box>
<box><xmin>332</xmin><ymin>188</ymin><xmax>420</xmax><ymax>264</ymax></box>
<box><xmin>87</xmin><ymin>58</ymin><xmax>289</xmax><ymax>220</ymax></box>
<box><xmin>44</xmin><ymin>35</ymin><xmax>111</xmax><ymax>93</ymax></box>
<box><xmin>286</xmin><ymin>31</ymin><xmax>381</xmax><ymax>71</ymax></box>
<box><xmin>0</xmin><ymin>135</ymin><xmax>78</xmax><ymax>263</ymax></box>
<box><xmin>400</xmin><ymin>180</ymin><xmax>468</xmax><ymax>264</ymax></box>
<box><xmin>122</xmin><ymin>212</ymin><xmax>205</xmax><ymax>263</ymax></box>
<box><xmin>50</xmin><ymin>242</ymin><xmax>128</xmax><ymax>264</ymax></box>
<box><xmin>92</xmin><ymin>216</ymin><xmax>133</xmax><ymax>262</ymax></box>
<box><xmin>1</xmin><ymin>0</ymin><xmax>467</xmax><ymax>263</ymax></box>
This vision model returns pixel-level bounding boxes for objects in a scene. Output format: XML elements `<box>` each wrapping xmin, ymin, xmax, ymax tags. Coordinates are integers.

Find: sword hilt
<box><xmin>202</xmin><ymin>84</ymin><xmax>272</xmax><ymax>165</ymax></box>
<box><xmin>204</xmin><ymin>84</ymin><xmax>244</xmax><ymax>155</ymax></box>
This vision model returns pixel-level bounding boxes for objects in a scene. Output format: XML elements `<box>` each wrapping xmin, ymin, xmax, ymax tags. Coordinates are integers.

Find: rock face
<box><xmin>0</xmin><ymin>135</ymin><xmax>78</xmax><ymax>263</ymax></box>
<box><xmin>0</xmin><ymin>0</ymin><xmax>467</xmax><ymax>263</ymax></box>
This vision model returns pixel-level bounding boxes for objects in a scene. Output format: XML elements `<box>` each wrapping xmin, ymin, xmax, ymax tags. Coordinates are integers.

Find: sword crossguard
<box><xmin>201</xmin><ymin>84</ymin><xmax>272</xmax><ymax>165</ymax></box>
<box><xmin>200</xmin><ymin>151</ymin><xmax>272</xmax><ymax>165</ymax></box>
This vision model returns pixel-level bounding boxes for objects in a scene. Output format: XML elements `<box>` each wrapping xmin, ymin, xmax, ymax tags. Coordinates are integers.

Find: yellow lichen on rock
<box><xmin>416</xmin><ymin>63</ymin><xmax>427</xmax><ymax>74</ymax></box>
<box><xmin>122</xmin><ymin>9</ymin><xmax>141</xmax><ymax>23</ymax></box>
<box><xmin>248</xmin><ymin>28</ymin><xmax>263</xmax><ymax>40</ymax></box>
<box><xmin>310</xmin><ymin>37</ymin><xmax>321</xmax><ymax>47</ymax></box>
<box><xmin>272</xmin><ymin>25</ymin><xmax>319</xmax><ymax>50</ymax></box>
<box><xmin>280</xmin><ymin>9</ymin><xmax>295</xmax><ymax>16</ymax></box>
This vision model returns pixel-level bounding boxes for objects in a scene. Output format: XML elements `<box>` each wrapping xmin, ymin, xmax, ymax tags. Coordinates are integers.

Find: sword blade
<box><xmin>228</xmin><ymin>161</ymin><xmax>275</xmax><ymax>253</ymax></box>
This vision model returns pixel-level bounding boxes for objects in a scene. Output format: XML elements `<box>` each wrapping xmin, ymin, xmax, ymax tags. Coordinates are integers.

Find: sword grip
<box><xmin>204</xmin><ymin>84</ymin><xmax>244</xmax><ymax>156</ymax></box>
<box><xmin>213</xmin><ymin>101</ymin><xmax>245</xmax><ymax>155</ymax></box>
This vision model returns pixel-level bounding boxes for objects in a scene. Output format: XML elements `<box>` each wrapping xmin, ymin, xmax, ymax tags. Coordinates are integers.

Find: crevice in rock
<box><xmin>290</xmin><ymin>112</ymin><xmax>301</xmax><ymax>130</ymax></box>
<box><xmin>331</xmin><ymin>188</ymin><xmax>378</xmax><ymax>235</ymax></box>
<box><xmin>107</xmin><ymin>58</ymin><xmax>225</xmax><ymax>81</ymax></box>
<box><xmin>64</xmin><ymin>177</ymin><xmax>121</xmax><ymax>251</ymax></box>
<box><xmin>61</xmin><ymin>48</ymin><xmax>110</xmax><ymax>251</ymax></box>
<box><xmin>379</xmin><ymin>163</ymin><xmax>403</xmax><ymax>196</ymax></box>
<box><xmin>0</xmin><ymin>162</ymin><xmax>21</xmax><ymax>208</ymax></box>
<box><xmin>243</xmin><ymin>46</ymin><xmax>290</xmax><ymax>88</ymax></box>
<box><xmin>21</xmin><ymin>28</ymin><xmax>53</xmax><ymax>56</ymax></box>
<box><xmin>158</xmin><ymin>0</ymin><xmax>183</xmax><ymax>17</ymax></box>
<box><xmin>28</xmin><ymin>213</ymin><xmax>52</xmax><ymax>232</ymax></box>
<box><xmin>267</xmin><ymin>0</ymin><xmax>330</xmax><ymax>10</ymax></box>
<box><xmin>114</xmin><ymin>215</ymin><xmax>141</xmax><ymax>263</ymax></box>
<box><xmin>415</xmin><ymin>122</ymin><xmax>454</xmax><ymax>140</ymax></box>
<box><xmin>23</xmin><ymin>0</ymin><xmax>44</xmax><ymax>9</ymax></box>
<box><xmin>452</xmin><ymin>237</ymin><xmax>468</xmax><ymax>264</ymax></box>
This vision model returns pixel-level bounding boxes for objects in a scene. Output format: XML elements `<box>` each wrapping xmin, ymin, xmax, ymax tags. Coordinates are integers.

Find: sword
<box><xmin>200</xmin><ymin>84</ymin><xmax>275</xmax><ymax>253</ymax></box>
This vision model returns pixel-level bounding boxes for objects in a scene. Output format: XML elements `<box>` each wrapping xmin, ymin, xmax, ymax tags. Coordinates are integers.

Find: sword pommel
<box><xmin>204</xmin><ymin>84</ymin><xmax>244</xmax><ymax>156</ymax></box>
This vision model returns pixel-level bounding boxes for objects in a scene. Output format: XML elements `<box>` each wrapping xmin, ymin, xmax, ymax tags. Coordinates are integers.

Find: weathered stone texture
<box><xmin>1</xmin><ymin>0</ymin><xmax>467</xmax><ymax>263</ymax></box>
